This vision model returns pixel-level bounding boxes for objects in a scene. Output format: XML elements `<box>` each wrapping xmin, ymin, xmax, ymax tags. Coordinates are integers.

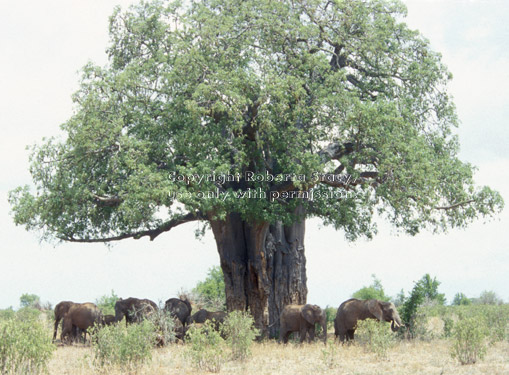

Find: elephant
<box><xmin>61</xmin><ymin>302</ymin><xmax>103</xmax><ymax>344</ymax></box>
<box><xmin>279</xmin><ymin>304</ymin><xmax>327</xmax><ymax>344</ymax></box>
<box><xmin>172</xmin><ymin>318</ymin><xmax>185</xmax><ymax>341</ymax></box>
<box><xmin>334</xmin><ymin>298</ymin><xmax>403</xmax><ymax>342</ymax></box>
<box><xmin>103</xmin><ymin>314</ymin><xmax>116</xmax><ymax>326</ymax></box>
<box><xmin>164</xmin><ymin>297</ymin><xmax>192</xmax><ymax>326</ymax></box>
<box><xmin>53</xmin><ymin>301</ymin><xmax>75</xmax><ymax>341</ymax></box>
<box><xmin>114</xmin><ymin>297</ymin><xmax>158</xmax><ymax>325</ymax></box>
<box><xmin>186</xmin><ymin>308</ymin><xmax>227</xmax><ymax>330</ymax></box>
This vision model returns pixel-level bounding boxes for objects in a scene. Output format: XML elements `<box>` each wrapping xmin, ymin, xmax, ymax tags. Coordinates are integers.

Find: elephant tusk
<box><xmin>393</xmin><ymin>320</ymin><xmax>400</xmax><ymax>327</ymax></box>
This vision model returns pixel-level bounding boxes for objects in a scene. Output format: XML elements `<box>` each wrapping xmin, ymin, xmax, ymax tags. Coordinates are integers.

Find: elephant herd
<box><xmin>54</xmin><ymin>296</ymin><xmax>403</xmax><ymax>344</ymax></box>
<box><xmin>53</xmin><ymin>296</ymin><xmax>227</xmax><ymax>344</ymax></box>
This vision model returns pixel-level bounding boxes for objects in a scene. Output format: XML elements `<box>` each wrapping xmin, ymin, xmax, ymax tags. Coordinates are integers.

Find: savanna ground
<box><xmin>3</xmin><ymin>304</ymin><xmax>508</xmax><ymax>375</ymax></box>
<box><xmin>49</xmin><ymin>339</ymin><xmax>509</xmax><ymax>375</ymax></box>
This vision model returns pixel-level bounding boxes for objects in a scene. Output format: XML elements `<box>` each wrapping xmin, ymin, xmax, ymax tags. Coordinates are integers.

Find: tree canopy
<box><xmin>9</xmin><ymin>0</ymin><xmax>502</xmax><ymax>242</ymax></box>
<box><xmin>400</xmin><ymin>273</ymin><xmax>446</xmax><ymax>330</ymax></box>
<box><xmin>352</xmin><ymin>274</ymin><xmax>390</xmax><ymax>301</ymax></box>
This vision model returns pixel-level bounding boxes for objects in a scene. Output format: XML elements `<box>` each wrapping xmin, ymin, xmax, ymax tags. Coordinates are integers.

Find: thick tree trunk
<box><xmin>266</xmin><ymin>204</ymin><xmax>308</xmax><ymax>338</ymax></box>
<box><xmin>209</xmin><ymin>206</ymin><xmax>307</xmax><ymax>338</ymax></box>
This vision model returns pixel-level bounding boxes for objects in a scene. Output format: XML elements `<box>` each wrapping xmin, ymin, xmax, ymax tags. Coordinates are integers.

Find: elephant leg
<box><xmin>347</xmin><ymin>329</ymin><xmax>355</xmax><ymax>341</ymax></box>
<box><xmin>82</xmin><ymin>330</ymin><xmax>88</xmax><ymax>344</ymax></box>
<box><xmin>61</xmin><ymin>320</ymin><xmax>73</xmax><ymax>344</ymax></box>
<box><xmin>281</xmin><ymin>329</ymin><xmax>291</xmax><ymax>344</ymax></box>
<box><xmin>299</xmin><ymin>326</ymin><xmax>308</xmax><ymax>343</ymax></box>
<box><xmin>283</xmin><ymin>331</ymin><xmax>289</xmax><ymax>344</ymax></box>
<box><xmin>71</xmin><ymin>325</ymin><xmax>80</xmax><ymax>343</ymax></box>
<box><xmin>53</xmin><ymin>318</ymin><xmax>60</xmax><ymax>341</ymax></box>
<box><xmin>308</xmin><ymin>327</ymin><xmax>316</xmax><ymax>343</ymax></box>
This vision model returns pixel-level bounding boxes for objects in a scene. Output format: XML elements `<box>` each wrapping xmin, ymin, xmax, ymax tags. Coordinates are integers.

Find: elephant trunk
<box><xmin>321</xmin><ymin>313</ymin><xmax>328</xmax><ymax>343</ymax></box>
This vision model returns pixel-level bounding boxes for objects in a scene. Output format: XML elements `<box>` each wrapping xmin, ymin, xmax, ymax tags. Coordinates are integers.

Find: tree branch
<box><xmin>434</xmin><ymin>200</ymin><xmax>475</xmax><ymax>210</ymax></box>
<box><xmin>93</xmin><ymin>194</ymin><xmax>123</xmax><ymax>207</ymax></box>
<box><xmin>318</xmin><ymin>142</ymin><xmax>355</xmax><ymax>161</ymax></box>
<box><xmin>318</xmin><ymin>171</ymin><xmax>379</xmax><ymax>189</ymax></box>
<box><xmin>59</xmin><ymin>212</ymin><xmax>202</xmax><ymax>243</ymax></box>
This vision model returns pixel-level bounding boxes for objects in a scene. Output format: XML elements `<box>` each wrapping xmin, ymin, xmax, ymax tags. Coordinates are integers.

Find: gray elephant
<box><xmin>61</xmin><ymin>302</ymin><xmax>103</xmax><ymax>344</ymax></box>
<box><xmin>334</xmin><ymin>298</ymin><xmax>403</xmax><ymax>342</ymax></box>
<box><xmin>53</xmin><ymin>300</ymin><xmax>75</xmax><ymax>341</ymax></box>
<box><xmin>114</xmin><ymin>297</ymin><xmax>158</xmax><ymax>325</ymax></box>
<box><xmin>279</xmin><ymin>304</ymin><xmax>327</xmax><ymax>344</ymax></box>
<box><xmin>164</xmin><ymin>297</ymin><xmax>192</xmax><ymax>326</ymax></box>
<box><xmin>186</xmin><ymin>308</ymin><xmax>227</xmax><ymax>330</ymax></box>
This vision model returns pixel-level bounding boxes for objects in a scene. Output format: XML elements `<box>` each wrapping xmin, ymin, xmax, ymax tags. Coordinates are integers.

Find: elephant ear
<box><xmin>301</xmin><ymin>304</ymin><xmax>317</xmax><ymax>325</ymax></box>
<box><xmin>366</xmin><ymin>300</ymin><xmax>383</xmax><ymax>321</ymax></box>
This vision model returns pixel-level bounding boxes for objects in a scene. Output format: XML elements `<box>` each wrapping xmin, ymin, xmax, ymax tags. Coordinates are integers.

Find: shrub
<box><xmin>474</xmin><ymin>290</ymin><xmax>503</xmax><ymax>305</ymax></box>
<box><xmin>95</xmin><ymin>290</ymin><xmax>119</xmax><ymax>316</ymax></box>
<box><xmin>483</xmin><ymin>307</ymin><xmax>508</xmax><ymax>343</ymax></box>
<box><xmin>324</xmin><ymin>306</ymin><xmax>337</xmax><ymax>326</ymax></box>
<box><xmin>15</xmin><ymin>308</ymin><xmax>42</xmax><ymax>323</ymax></box>
<box><xmin>0</xmin><ymin>308</ymin><xmax>15</xmax><ymax>322</ymax></box>
<box><xmin>0</xmin><ymin>318</ymin><xmax>55</xmax><ymax>374</ymax></box>
<box><xmin>92</xmin><ymin>320</ymin><xmax>156</xmax><ymax>371</ymax></box>
<box><xmin>400</xmin><ymin>274</ymin><xmax>446</xmax><ymax>337</ymax></box>
<box><xmin>321</xmin><ymin>338</ymin><xmax>339</xmax><ymax>369</ymax></box>
<box><xmin>355</xmin><ymin>319</ymin><xmax>396</xmax><ymax>359</ymax></box>
<box><xmin>452</xmin><ymin>293</ymin><xmax>471</xmax><ymax>306</ymax></box>
<box><xmin>419</xmin><ymin>304</ymin><xmax>509</xmax><ymax>342</ymax></box>
<box><xmin>19</xmin><ymin>294</ymin><xmax>41</xmax><ymax>310</ymax></box>
<box><xmin>147</xmin><ymin>308</ymin><xmax>177</xmax><ymax>346</ymax></box>
<box><xmin>221</xmin><ymin>311</ymin><xmax>259</xmax><ymax>360</ymax></box>
<box><xmin>443</xmin><ymin>317</ymin><xmax>454</xmax><ymax>338</ymax></box>
<box><xmin>450</xmin><ymin>317</ymin><xmax>488</xmax><ymax>365</ymax></box>
<box><xmin>411</xmin><ymin>310</ymin><xmax>446</xmax><ymax>341</ymax></box>
<box><xmin>185</xmin><ymin>321</ymin><xmax>227</xmax><ymax>372</ymax></box>
<box><xmin>192</xmin><ymin>266</ymin><xmax>226</xmax><ymax>310</ymax></box>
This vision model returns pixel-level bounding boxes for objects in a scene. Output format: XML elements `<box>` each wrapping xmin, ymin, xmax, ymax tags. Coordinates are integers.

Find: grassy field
<box><xmin>47</xmin><ymin>339</ymin><xmax>509</xmax><ymax>375</ymax></box>
<box><xmin>2</xmin><ymin>305</ymin><xmax>507</xmax><ymax>374</ymax></box>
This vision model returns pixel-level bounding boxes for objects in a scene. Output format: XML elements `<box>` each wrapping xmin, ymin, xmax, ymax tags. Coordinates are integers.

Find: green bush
<box><xmin>352</xmin><ymin>274</ymin><xmax>391</xmax><ymax>301</ymax></box>
<box><xmin>221</xmin><ymin>311</ymin><xmax>259</xmax><ymax>360</ymax></box>
<box><xmin>147</xmin><ymin>308</ymin><xmax>177</xmax><ymax>346</ymax></box>
<box><xmin>399</xmin><ymin>274</ymin><xmax>446</xmax><ymax>337</ymax></box>
<box><xmin>92</xmin><ymin>320</ymin><xmax>156</xmax><ymax>371</ymax></box>
<box><xmin>443</xmin><ymin>317</ymin><xmax>454</xmax><ymax>338</ymax></box>
<box><xmin>418</xmin><ymin>304</ymin><xmax>509</xmax><ymax>342</ymax></box>
<box><xmin>324</xmin><ymin>306</ymin><xmax>337</xmax><ymax>327</ymax></box>
<box><xmin>19</xmin><ymin>294</ymin><xmax>41</xmax><ymax>310</ymax></box>
<box><xmin>452</xmin><ymin>293</ymin><xmax>471</xmax><ymax>306</ymax></box>
<box><xmin>483</xmin><ymin>307</ymin><xmax>508</xmax><ymax>343</ymax></box>
<box><xmin>95</xmin><ymin>290</ymin><xmax>119</xmax><ymax>316</ymax></box>
<box><xmin>355</xmin><ymin>319</ymin><xmax>396</xmax><ymax>359</ymax></box>
<box><xmin>0</xmin><ymin>318</ymin><xmax>55</xmax><ymax>375</ymax></box>
<box><xmin>450</xmin><ymin>317</ymin><xmax>488</xmax><ymax>365</ymax></box>
<box><xmin>185</xmin><ymin>321</ymin><xmax>227</xmax><ymax>372</ymax></box>
<box><xmin>192</xmin><ymin>266</ymin><xmax>226</xmax><ymax>310</ymax></box>
<box><xmin>0</xmin><ymin>309</ymin><xmax>15</xmax><ymax>322</ymax></box>
<box><xmin>15</xmin><ymin>308</ymin><xmax>42</xmax><ymax>323</ymax></box>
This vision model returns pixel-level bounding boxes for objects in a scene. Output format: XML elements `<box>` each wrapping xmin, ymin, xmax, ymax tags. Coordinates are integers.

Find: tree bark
<box><xmin>209</xmin><ymin>205</ymin><xmax>307</xmax><ymax>338</ymax></box>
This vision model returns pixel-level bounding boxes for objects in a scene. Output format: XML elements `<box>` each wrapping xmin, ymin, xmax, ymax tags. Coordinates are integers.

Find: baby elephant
<box><xmin>279</xmin><ymin>304</ymin><xmax>327</xmax><ymax>344</ymax></box>
<box><xmin>334</xmin><ymin>298</ymin><xmax>403</xmax><ymax>342</ymax></box>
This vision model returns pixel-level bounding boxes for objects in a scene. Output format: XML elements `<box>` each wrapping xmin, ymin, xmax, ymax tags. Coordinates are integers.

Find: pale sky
<box><xmin>0</xmin><ymin>0</ymin><xmax>507</xmax><ymax>310</ymax></box>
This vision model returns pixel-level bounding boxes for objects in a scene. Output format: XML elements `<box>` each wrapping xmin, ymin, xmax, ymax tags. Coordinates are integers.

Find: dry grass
<box><xmin>47</xmin><ymin>339</ymin><xmax>509</xmax><ymax>375</ymax></box>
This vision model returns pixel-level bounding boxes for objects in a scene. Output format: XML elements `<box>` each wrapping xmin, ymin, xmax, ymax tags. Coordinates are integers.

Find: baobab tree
<box><xmin>10</xmin><ymin>0</ymin><xmax>502</xmax><ymax>336</ymax></box>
